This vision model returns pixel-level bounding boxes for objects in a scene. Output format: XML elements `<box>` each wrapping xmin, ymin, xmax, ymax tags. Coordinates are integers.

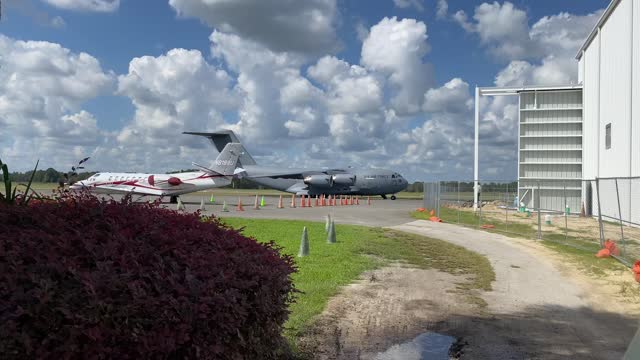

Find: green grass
<box><xmin>541</xmin><ymin>240</ymin><xmax>623</xmax><ymax>276</ymax></box>
<box><xmin>220</xmin><ymin>218</ymin><xmax>494</xmax><ymax>342</ymax></box>
<box><xmin>413</xmin><ymin>207</ymin><xmax>537</xmax><ymax>239</ymax></box>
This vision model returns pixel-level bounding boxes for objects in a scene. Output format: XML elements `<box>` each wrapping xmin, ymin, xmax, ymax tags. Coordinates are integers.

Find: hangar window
<box><xmin>605</xmin><ymin>123</ymin><xmax>611</xmax><ymax>150</ymax></box>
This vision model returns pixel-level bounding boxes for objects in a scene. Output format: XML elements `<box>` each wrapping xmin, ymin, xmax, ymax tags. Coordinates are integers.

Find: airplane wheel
<box><xmin>390</xmin><ymin>195</ymin><xmax>397</xmax><ymax>200</ymax></box>
<box><xmin>381</xmin><ymin>194</ymin><xmax>387</xmax><ymax>200</ymax></box>
<box><xmin>170</xmin><ymin>196</ymin><xmax>178</xmax><ymax>204</ymax></box>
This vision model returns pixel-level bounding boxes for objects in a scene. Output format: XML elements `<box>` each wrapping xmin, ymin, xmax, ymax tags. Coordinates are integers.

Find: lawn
<box><xmin>220</xmin><ymin>218</ymin><xmax>494</xmax><ymax>343</ymax></box>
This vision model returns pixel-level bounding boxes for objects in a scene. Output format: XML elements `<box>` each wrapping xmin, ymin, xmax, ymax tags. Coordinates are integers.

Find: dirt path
<box><xmin>390</xmin><ymin>220</ymin><xmax>638</xmax><ymax>359</ymax></box>
<box><xmin>300</xmin><ymin>220</ymin><xmax>638</xmax><ymax>359</ymax></box>
<box><xmin>297</xmin><ymin>265</ymin><xmax>477</xmax><ymax>359</ymax></box>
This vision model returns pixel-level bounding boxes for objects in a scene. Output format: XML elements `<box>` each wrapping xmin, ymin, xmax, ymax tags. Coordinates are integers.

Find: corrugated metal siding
<box><xmin>597</xmin><ymin>0</ymin><xmax>633</xmax><ymax>221</ymax></box>
<box><xmin>599</xmin><ymin>0</ymin><xmax>632</xmax><ymax>179</ymax></box>
<box><xmin>633</xmin><ymin>0</ymin><xmax>640</xmax><ymax>178</ymax></box>
<box><xmin>632</xmin><ymin>0</ymin><xmax>639</xmax><ymax>224</ymax></box>
<box><xmin>518</xmin><ymin>90</ymin><xmax>583</xmax><ymax>212</ymax></box>
<box><xmin>582</xmin><ymin>41</ymin><xmax>600</xmax><ymax>181</ymax></box>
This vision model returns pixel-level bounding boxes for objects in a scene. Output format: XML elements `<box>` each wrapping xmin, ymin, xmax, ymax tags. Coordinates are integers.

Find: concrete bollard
<box><xmin>327</xmin><ymin>220</ymin><xmax>336</xmax><ymax>244</ymax></box>
<box><xmin>254</xmin><ymin>194</ymin><xmax>260</xmax><ymax>210</ymax></box>
<box><xmin>222</xmin><ymin>200</ymin><xmax>229</xmax><ymax>212</ymax></box>
<box><xmin>177</xmin><ymin>198</ymin><xmax>185</xmax><ymax>211</ymax></box>
<box><xmin>298</xmin><ymin>226</ymin><xmax>310</xmax><ymax>257</ymax></box>
<box><xmin>199</xmin><ymin>198</ymin><xmax>206</xmax><ymax>211</ymax></box>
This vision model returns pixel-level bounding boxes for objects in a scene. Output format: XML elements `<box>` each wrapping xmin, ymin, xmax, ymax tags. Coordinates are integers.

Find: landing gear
<box><xmin>170</xmin><ymin>196</ymin><xmax>178</xmax><ymax>204</ymax></box>
<box><xmin>390</xmin><ymin>195</ymin><xmax>397</xmax><ymax>200</ymax></box>
<box><xmin>381</xmin><ymin>194</ymin><xmax>387</xmax><ymax>200</ymax></box>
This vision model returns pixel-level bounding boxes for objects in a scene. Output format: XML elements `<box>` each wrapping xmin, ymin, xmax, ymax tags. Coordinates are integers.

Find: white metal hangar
<box><xmin>577</xmin><ymin>0</ymin><xmax>639</xmax><ymax>223</ymax></box>
<box><xmin>473</xmin><ymin>0</ymin><xmax>639</xmax><ymax>223</ymax></box>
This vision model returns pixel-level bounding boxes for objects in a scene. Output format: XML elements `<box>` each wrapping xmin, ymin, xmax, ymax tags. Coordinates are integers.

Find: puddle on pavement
<box><xmin>373</xmin><ymin>332</ymin><xmax>455</xmax><ymax>360</ymax></box>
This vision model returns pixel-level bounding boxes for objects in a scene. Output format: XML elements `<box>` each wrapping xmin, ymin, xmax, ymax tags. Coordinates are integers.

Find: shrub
<box><xmin>0</xmin><ymin>193</ymin><xmax>296</xmax><ymax>359</ymax></box>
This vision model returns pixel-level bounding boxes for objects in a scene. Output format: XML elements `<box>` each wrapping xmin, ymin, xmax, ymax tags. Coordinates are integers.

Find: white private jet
<box><xmin>70</xmin><ymin>143</ymin><xmax>244</xmax><ymax>203</ymax></box>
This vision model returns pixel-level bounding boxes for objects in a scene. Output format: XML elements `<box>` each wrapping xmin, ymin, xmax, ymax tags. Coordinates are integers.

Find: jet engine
<box><xmin>167</xmin><ymin>177</ymin><xmax>183</xmax><ymax>186</ymax></box>
<box><xmin>332</xmin><ymin>174</ymin><xmax>356</xmax><ymax>185</ymax></box>
<box><xmin>303</xmin><ymin>175</ymin><xmax>333</xmax><ymax>187</ymax></box>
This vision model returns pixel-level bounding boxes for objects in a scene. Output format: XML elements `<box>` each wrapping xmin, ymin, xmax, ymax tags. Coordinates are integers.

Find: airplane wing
<box><xmin>247</xmin><ymin>169</ymin><xmax>348</xmax><ymax>179</ymax></box>
<box><xmin>193</xmin><ymin>162</ymin><xmax>247</xmax><ymax>177</ymax></box>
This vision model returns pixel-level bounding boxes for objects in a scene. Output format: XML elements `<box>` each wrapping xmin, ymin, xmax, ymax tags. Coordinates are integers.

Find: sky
<box><xmin>0</xmin><ymin>0</ymin><xmax>608</xmax><ymax>180</ymax></box>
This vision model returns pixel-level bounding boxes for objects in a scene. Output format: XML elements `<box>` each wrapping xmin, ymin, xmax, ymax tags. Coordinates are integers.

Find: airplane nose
<box><xmin>69</xmin><ymin>181</ymin><xmax>84</xmax><ymax>190</ymax></box>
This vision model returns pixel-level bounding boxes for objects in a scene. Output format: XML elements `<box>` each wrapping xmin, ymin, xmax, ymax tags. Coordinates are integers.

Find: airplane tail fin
<box><xmin>183</xmin><ymin>130</ymin><xmax>257</xmax><ymax>166</ymax></box>
<box><xmin>192</xmin><ymin>142</ymin><xmax>243</xmax><ymax>177</ymax></box>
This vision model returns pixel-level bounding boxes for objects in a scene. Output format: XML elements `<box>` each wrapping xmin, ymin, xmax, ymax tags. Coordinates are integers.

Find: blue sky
<box><xmin>0</xmin><ymin>0</ymin><xmax>608</xmax><ymax>180</ymax></box>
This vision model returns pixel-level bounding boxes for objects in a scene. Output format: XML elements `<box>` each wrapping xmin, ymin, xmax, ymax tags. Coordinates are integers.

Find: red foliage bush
<box><xmin>0</xmin><ymin>193</ymin><xmax>296</xmax><ymax>359</ymax></box>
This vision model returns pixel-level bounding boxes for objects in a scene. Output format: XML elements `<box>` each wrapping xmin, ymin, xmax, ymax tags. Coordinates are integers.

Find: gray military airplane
<box><xmin>183</xmin><ymin>130</ymin><xmax>409</xmax><ymax>200</ymax></box>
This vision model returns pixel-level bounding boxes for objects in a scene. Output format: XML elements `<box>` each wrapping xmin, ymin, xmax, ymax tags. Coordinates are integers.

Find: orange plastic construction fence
<box><xmin>604</xmin><ymin>239</ymin><xmax>620</xmax><ymax>256</ymax></box>
<box><xmin>595</xmin><ymin>248</ymin><xmax>611</xmax><ymax>258</ymax></box>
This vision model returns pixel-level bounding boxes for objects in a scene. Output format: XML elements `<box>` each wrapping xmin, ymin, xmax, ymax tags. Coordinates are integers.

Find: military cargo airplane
<box><xmin>70</xmin><ymin>143</ymin><xmax>244</xmax><ymax>203</ymax></box>
<box><xmin>183</xmin><ymin>131</ymin><xmax>409</xmax><ymax>200</ymax></box>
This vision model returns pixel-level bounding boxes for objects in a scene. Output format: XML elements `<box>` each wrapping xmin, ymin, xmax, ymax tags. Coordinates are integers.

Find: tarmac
<box><xmin>161</xmin><ymin>194</ymin><xmax>420</xmax><ymax>227</ymax></box>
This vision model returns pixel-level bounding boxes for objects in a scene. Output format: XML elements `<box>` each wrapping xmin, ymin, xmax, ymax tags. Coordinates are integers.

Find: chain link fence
<box><xmin>423</xmin><ymin>178</ymin><xmax>640</xmax><ymax>267</ymax></box>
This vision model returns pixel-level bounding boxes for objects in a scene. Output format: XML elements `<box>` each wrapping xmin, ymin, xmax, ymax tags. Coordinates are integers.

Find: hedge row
<box><xmin>0</xmin><ymin>194</ymin><xmax>296</xmax><ymax>359</ymax></box>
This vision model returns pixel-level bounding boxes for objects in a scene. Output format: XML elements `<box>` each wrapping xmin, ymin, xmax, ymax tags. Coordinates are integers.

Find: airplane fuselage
<box><xmin>71</xmin><ymin>171</ymin><xmax>231</xmax><ymax>197</ymax></box>
<box><xmin>241</xmin><ymin>166</ymin><xmax>408</xmax><ymax>197</ymax></box>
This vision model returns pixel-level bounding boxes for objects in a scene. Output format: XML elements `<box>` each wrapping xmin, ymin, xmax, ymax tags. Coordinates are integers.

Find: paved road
<box><xmin>163</xmin><ymin>194</ymin><xmax>421</xmax><ymax>227</ymax></box>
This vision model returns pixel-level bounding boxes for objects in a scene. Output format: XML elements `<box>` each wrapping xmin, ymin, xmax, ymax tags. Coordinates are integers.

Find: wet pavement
<box><xmin>373</xmin><ymin>332</ymin><xmax>455</xmax><ymax>360</ymax></box>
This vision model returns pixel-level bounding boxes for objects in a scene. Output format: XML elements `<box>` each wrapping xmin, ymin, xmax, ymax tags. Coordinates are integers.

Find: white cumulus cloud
<box><xmin>361</xmin><ymin>17</ymin><xmax>433</xmax><ymax>115</ymax></box>
<box><xmin>169</xmin><ymin>0</ymin><xmax>339</xmax><ymax>55</ymax></box>
<box><xmin>115</xmin><ymin>48</ymin><xmax>238</xmax><ymax>169</ymax></box>
<box><xmin>42</xmin><ymin>0</ymin><xmax>120</xmax><ymax>12</ymax></box>
<box><xmin>392</xmin><ymin>0</ymin><xmax>424</xmax><ymax>12</ymax></box>
<box><xmin>0</xmin><ymin>34</ymin><xmax>113</xmax><ymax>169</ymax></box>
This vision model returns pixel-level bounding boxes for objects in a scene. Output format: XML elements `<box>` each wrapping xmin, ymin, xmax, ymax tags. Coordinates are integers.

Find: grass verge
<box><xmin>411</xmin><ymin>208</ymin><xmax>632</xmax><ymax>279</ymax></box>
<box><xmin>221</xmin><ymin>218</ymin><xmax>494</xmax><ymax>343</ymax></box>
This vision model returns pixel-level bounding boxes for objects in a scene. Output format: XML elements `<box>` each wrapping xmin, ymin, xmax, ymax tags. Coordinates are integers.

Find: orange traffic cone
<box><xmin>315</xmin><ymin>195</ymin><xmax>319</xmax><ymax>207</ymax></box>
<box><xmin>367</xmin><ymin>196</ymin><xmax>371</xmax><ymax>205</ymax></box>
<box><xmin>356</xmin><ymin>196</ymin><xmax>360</xmax><ymax>205</ymax></box>
<box><xmin>237</xmin><ymin>197</ymin><xmax>245</xmax><ymax>211</ymax></box>
<box><xmin>278</xmin><ymin>195</ymin><xmax>284</xmax><ymax>209</ymax></box>
<box><xmin>254</xmin><ymin>195</ymin><xmax>259</xmax><ymax>210</ymax></box>
<box><xmin>300</xmin><ymin>195</ymin><xmax>306</xmax><ymax>208</ymax></box>
<box><xmin>349</xmin><ymin>196</ymin><xmax>354</xmax><ymax>205</ymax></box>
<box><xmin>291</xmin><ymin>194</ymin><xmax>296</xmax><ymax>208</ymax></box>
<box><xmin>307</xmin><ymin>196</ymin><xmax>312</xmax><ymax>207</ymax></box>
